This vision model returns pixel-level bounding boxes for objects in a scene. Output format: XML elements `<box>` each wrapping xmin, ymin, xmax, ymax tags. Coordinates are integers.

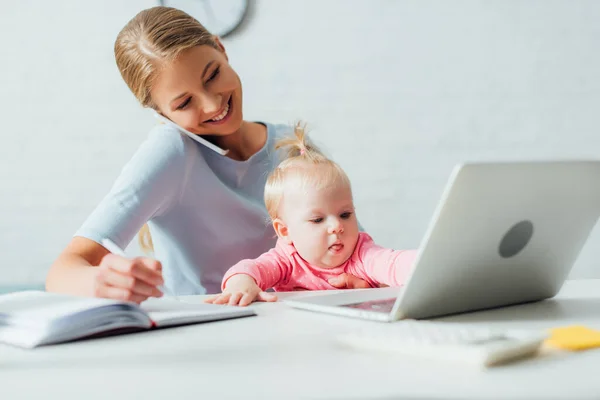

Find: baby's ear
<box><xmin>273</xmin><ymin>218</ymin><xmax>292</xmax><ymax>243</ymax></box>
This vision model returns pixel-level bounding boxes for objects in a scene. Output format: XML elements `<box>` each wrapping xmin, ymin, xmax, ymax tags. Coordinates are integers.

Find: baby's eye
<box><xmin>340</xmin><ymin>212</ymin><xmax>353</xmax><ymax>219</ymax></box>
<box><xmin>310</xmin><ymin>218</ymin><xmax>324</xmax><ymax>223</ymax></box>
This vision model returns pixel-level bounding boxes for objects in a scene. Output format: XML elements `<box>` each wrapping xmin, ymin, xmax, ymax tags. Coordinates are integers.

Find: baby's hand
<box><xmin>204</xmin><ymin>274</ymin><xmax>277</xmax><ymax>306</ymax></box>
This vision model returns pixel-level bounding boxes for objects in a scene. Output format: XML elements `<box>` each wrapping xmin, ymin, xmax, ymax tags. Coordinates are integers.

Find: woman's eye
<box><xmin>176</xmin><ymin>97</ymin><xmax>191</xmax><ymax>110</ymax></box>
<box><xmin>310</xmin><ymin>218</ymin><xmax>323</xmax><ymax>223</ymax></box>
<box><xmin>341</xmin><ymin>212</ymin><xmax>353</xmax><ymax>219</ymax></box>
<box><xmin>206</xmin><ymin>66</ymin><xmax>220</xmax><ymax>83</ymax></box>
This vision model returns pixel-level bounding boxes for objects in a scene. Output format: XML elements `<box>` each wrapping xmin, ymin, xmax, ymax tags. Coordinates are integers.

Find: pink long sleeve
<box><xmin>356</xmin><ymin>236</ymin><xmax>418</xmax><ymax>287</ymax></box>
<box><xmin>222</xmin><ymin>245</ymin><xmax>292</xmax><ymax>291</ymax></box>
<box><xmin>222</xmin><ymin>233</ymin><xmax>418</xmax><ymax>292</ymax></box>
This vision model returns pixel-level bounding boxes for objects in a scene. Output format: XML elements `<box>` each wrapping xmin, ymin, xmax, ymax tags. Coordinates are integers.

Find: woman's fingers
<box><xmin>94</xmin><ymin>284</ymin><xmax>148</xmax><ymax>304</ymax></box>
<box><xmin>99</xmin><ymin>268</ymin><xmax>161</xmax><ymax>297</ymax></box>
<box><xmin>102</xmin><ymin>254</ymin><xmax>163</xmax><ymax>287</ymax></box>
<box><xmin>94</xmin><ymin>254</ymin><xmax>164</xmax><ymax>303</ymax></box>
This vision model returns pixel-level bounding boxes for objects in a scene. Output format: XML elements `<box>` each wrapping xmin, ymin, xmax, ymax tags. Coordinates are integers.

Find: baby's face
<box><xmin>279</xmin><ymin>181</ymin><xmax>360</xmax><ymax>269</ymax></box>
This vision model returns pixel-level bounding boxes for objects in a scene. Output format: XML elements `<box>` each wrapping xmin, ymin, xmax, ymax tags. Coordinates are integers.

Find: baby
<box><xmin>206</xmin><ymin>124</ymin><xmax>418</xmax><ymax>306</ymax></box>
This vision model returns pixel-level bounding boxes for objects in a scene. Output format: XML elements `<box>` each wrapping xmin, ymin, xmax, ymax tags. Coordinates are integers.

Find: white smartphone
<box><xmin>154</xmin><ymin>113</ymin><xmax>229</xmax><ymax>156</ymax></box>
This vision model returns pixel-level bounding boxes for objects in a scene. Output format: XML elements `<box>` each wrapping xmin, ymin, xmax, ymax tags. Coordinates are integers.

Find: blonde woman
<box><xmin>46</xmin><ymin>7</ymin><xmax>370</xmax><ymax>302</ymax></box>
<box><xmin>207</xmin><ymin>126</ymin><xmax>418</xmax><ymax>306</ymax></box>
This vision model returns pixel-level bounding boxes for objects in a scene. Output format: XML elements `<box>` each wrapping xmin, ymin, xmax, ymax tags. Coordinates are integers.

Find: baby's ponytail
<box><xmin>275</xmin><ymin>122</ymin><xmax>326</xmax><ymax>163</ymax></box>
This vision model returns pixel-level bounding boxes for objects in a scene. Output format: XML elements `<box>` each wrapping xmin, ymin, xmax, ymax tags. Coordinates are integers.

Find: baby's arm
<box><xmin>205</xmin><ymin>247</ymin><xmax>291</xmax><ymax>306</ymax></box>
<box><xmin>358</xmin><ymin>239</ymin><xmax>418</xmax><ymax>287</ymax></box>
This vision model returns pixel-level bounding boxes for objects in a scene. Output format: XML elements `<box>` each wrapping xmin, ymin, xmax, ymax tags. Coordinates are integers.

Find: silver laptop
<box><xmin>284</xmin><ymin>161</ymin><xmax>600</xmax><ymax>322</ymax></box>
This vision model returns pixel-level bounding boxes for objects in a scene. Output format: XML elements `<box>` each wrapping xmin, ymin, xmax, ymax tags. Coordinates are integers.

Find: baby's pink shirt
<box><xmin>222</xmin><ymin>232</ymin><xmax>417</xmax><ymax>291</ymax></box>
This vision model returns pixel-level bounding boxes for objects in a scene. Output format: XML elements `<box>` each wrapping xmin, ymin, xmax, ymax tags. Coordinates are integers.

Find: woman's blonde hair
<box><xmin>114</xmin><ymin>6</ymin><xmax>218</xmax><ymax>108</ymax></box>
<box><xmin>264</xmin><ymin>123</ymin><xmax>351</xmax><ymax>221</ymax></box>
<box><xmin>114</xmin><ymin>6</ymin><xmax>217</xmax><ymax>252</ymax></box>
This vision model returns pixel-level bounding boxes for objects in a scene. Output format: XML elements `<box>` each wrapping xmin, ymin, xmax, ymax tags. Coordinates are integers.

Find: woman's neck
<box><xmin>212</xmin><ymin>121</ymin><xmax>267</xmax><ymax>161</ymax></box>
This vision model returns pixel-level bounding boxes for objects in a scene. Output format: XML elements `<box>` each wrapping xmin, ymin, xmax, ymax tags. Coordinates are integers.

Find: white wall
<box><xmin>1</xmin><ymin>0</ymin><xmax>599</xmax><ymax>285</ymax></box>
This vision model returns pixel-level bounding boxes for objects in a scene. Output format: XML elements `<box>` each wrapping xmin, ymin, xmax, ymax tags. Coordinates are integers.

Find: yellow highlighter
<box><xmin>545</xmin><ymin>326</ymin><xmax>600</xmax><ymax>351</ymax></box>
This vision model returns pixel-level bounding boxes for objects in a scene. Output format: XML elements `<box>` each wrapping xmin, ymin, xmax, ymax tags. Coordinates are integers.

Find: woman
<box><xmin>46</xmin><ymin>6</ymin><xmax>370</xmax><ymax>303</ymax></box>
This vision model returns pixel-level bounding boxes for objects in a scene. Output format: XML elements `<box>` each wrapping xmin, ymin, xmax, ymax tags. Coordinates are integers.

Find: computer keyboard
<box><xmin>337</xmin><ymin>319</ymin><xmax>547</xmax><ymax>367</ymax></box>
<box><xmin>342</xmin><ymin>298</ymin><xmax>396</xmax><ymax>313</ymax></box>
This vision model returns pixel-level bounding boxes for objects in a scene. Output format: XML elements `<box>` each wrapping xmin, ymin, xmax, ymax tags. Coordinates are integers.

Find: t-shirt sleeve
<box><xmin>74</xmin><ymin>125</ymin><xmax>191</xmax><ymax>249</ymax></box>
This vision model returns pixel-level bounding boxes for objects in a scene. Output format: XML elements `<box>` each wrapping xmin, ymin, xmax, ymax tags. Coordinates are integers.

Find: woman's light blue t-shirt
<box><xmin>75</xmin><ymin>122</ymin><xmax>292</xmax><ymax>294</ymax></box>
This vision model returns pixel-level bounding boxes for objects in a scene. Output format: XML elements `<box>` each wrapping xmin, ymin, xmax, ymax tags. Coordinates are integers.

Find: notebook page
<box><xmin>0</xmin><ymin>291</ymin><xmax>134</xmax><ymax>324</ymax></box>
<box><xmin>141</xmin><ymin>298</ymin><xmax>255</xmax><ymax>326</ymax></box>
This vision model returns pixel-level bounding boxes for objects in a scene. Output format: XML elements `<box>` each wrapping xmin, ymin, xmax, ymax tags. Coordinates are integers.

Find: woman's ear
<box><xmin>273</xmin><ymin>218</ymin><xmax>292</xmax><ymax>244</ymax></box>
<box><xmin>213</xmin><ymin>36</ymin><xmax>228</xmax><ymax>61</ymax></box>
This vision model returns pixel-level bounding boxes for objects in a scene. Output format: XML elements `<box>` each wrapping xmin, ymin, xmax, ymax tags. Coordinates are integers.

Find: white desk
<box><xmin>2</xmin><ymin>280</ymin><xmax>600</xmax><ymax>400</ymax></box>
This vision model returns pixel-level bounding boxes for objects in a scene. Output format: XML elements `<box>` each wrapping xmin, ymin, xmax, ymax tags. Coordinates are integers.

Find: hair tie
<box><xmin>300</xmin><ymin>148</ymin><xmax>305</xmax><ymax>156</ymax></box>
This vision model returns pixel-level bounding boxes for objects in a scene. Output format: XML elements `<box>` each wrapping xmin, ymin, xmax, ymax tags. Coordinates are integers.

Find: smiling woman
<box><xmin>45</xmin><ymin>6</ymin><xmax>372</xmax><ymax>301</ymax></box>
<box><xmin>148</xmin><ymin>44</ymin><xmax>255</xmax><ymax>159</ymax></box>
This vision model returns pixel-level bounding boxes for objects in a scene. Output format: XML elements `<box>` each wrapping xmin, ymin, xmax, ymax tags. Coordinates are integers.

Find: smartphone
<box><xmin>154</xmin><ymin>113</ymin><xmax>229</xmax><ymax>156</ymax></box>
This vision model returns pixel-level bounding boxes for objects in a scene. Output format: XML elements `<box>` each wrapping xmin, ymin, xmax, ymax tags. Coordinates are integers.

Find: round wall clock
<box><xmin>159</xmin><ymin>0</ymin><xmax>249</xmax><ymax>38</ymax></box>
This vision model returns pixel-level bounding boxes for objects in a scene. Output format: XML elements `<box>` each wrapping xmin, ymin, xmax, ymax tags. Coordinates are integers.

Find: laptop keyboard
<box><xmin>342</xmin><ymin>298</ymin><xmax>397</xmax><ymax>313</ymax></box>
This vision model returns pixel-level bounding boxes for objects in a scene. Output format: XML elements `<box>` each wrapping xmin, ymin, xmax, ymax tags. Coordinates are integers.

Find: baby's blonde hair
<box><xmin>114</xmin><ymin>6</ymin><xmax>218</xmax><ymax>252</ymax></box>
<box><xmin>264</xmin><ymin>124</ymin><xmax>351</xmax><ymax>221</ymax></box>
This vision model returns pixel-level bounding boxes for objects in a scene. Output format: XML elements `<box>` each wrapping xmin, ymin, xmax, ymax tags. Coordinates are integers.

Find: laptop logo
<box><xmin>499</xmin><ymin>220</ymin><xmax>534</xmax><ymax>258</ymax></box>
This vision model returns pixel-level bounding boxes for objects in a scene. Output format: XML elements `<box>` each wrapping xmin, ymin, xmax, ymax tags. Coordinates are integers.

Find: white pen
<box><xmin>101</xmin><ymin>238</ymin><xmax>176</xmax><ymax>300</ymax></box>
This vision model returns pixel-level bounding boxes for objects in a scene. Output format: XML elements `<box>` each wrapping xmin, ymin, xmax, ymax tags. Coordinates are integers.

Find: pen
<box><xmin>101</xmin><ymin>238</ymin><xmax>177</xmax><ymax>301</ymax></box>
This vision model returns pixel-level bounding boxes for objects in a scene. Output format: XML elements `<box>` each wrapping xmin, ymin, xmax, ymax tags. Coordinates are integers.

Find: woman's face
<box><xmin>151</xmin><ymin>41</ymin><xmax>243</xmax><ymax>136</ymax></box>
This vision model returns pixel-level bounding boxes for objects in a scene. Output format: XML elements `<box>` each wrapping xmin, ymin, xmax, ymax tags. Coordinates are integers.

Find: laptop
<box><xmin>284</xmin><ymin>161</ymin><xmax>600</xmax><ymax>322</ymax></box>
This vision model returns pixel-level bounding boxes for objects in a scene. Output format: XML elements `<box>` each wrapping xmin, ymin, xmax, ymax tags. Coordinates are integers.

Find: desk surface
<box><xmin>2</xmin><ymin>280</ymin><xmax>600</xmax><ymax>400</ymax></box>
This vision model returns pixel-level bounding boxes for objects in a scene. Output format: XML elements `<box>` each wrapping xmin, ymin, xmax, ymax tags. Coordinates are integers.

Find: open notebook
<box><xmin>0</xmin><ymin>291</ymin><xmax>254</xmax><ymax>348</ymax></box>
